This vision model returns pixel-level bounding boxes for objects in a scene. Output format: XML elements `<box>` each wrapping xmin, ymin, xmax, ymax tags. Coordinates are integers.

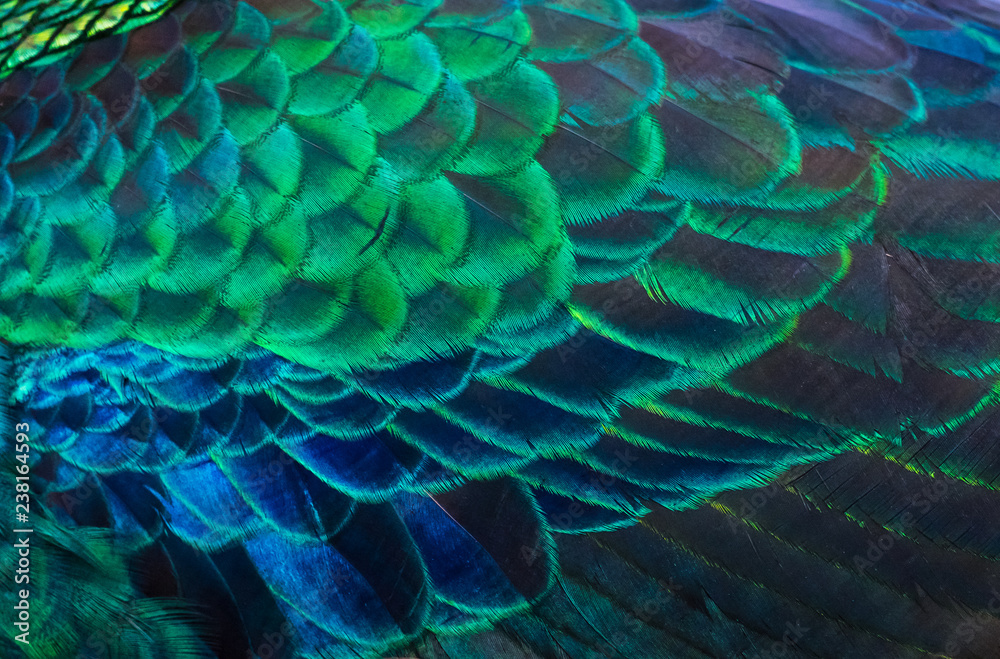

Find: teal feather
<box><xmin>6</xmin><ymin>0</ymin><xmax>1000</xmax><ymax>656</ymax></box>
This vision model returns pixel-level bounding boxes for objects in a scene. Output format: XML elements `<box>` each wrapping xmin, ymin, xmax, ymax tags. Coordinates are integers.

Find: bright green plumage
<box><xmin>4</xmin><ymin>0</ymin><xmax>1000</xmax><ymax>656</ymax></box>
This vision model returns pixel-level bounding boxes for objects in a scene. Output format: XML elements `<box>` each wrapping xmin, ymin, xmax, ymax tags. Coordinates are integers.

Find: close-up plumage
<box><xmin>3</xmin><ymin>0</ymin><xmax>1000</xmax><ymax>656</ymax></box>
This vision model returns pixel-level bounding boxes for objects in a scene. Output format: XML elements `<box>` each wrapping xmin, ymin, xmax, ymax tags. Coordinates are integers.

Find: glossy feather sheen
<box><xmin>4</xmin><ymin>0</ymin><xmax>1000</xmax><ymax>656</ymax></box>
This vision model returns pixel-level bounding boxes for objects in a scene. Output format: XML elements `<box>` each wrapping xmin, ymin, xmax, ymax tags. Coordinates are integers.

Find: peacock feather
<box><xmin>3</xmin><ymin>0</ymin><xmax>1000</xmax><ymax>656</ymax></box>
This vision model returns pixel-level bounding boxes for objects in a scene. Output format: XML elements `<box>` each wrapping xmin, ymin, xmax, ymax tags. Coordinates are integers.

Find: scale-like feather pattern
<box><xmin>5</xmin><ymin>0</ymin><xmax>1000</xmax><ymax>655</ymax></box>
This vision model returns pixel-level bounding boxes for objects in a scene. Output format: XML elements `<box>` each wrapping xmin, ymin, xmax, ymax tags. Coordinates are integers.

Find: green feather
<box><xmin>424</xmin><ymin>8</ymin><xmax>531</xmax><ymax>81</ymax></box>
<box><xmin>452</xmin><ymin>60</ymin><xmax>559</xmax><ymax>177</ymax></box>
<box><xmin>360</xmin><ymin>31</ymin><xmax>442</xmax><ymax>134</ymax></box>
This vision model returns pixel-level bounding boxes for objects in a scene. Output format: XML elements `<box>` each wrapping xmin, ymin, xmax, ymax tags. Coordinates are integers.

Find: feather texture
<box><xmin>5</xmin><ymin>0</ymin><xmax>1000</xmax><ymax>656</ymax></box>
